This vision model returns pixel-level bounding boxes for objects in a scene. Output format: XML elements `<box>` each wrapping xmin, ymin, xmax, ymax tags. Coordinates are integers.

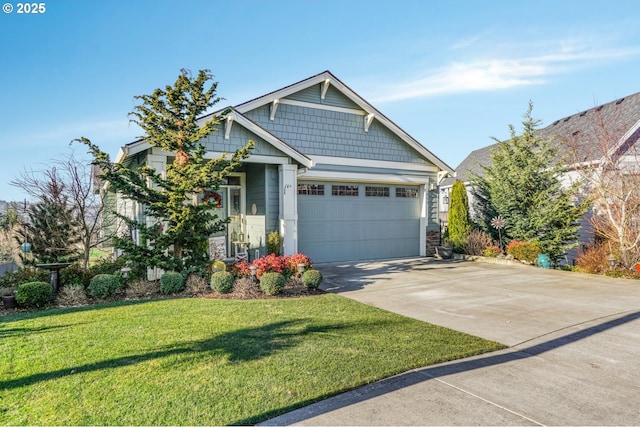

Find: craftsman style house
<box><xmin>111</xmin><ymin>71</ymin><xmax>454</xmax><ymax>263</ymax></box>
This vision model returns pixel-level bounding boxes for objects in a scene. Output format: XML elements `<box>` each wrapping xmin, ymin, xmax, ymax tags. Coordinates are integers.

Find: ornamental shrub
<box><xmin>210</xmin><ymin>271</ymin><xmax>234</xmax><ymax>294</ymax></box>
<box><xmin>285</xmin><ymin>253</ymin><xmax>312</xmax><ymax>277</ymax></box>
<box><xmin>16</xmin><ymin>281</ymin><xmax>52</xmax><ymax>308</ymax></box>
<box><xmin>448</xmin><ymin>180</ymin><xmax>472</xmax><ymax>251</ymax></box>
<box><xmin>506</xmin><ymin>240</ymin><xmax>541</xmax><ymax>264</ymax></box>
<box><xmin>462</xmin><ymin>230</ymin><xmax>494</xmax><ymax>256</ymax></box>
<box><xmin>0</xmin><ymin>267</ymin><xmax>48</xmax><ymax>288</ymax></box>
<box><xmin>252</xmin><ymin>254</ymin><xmax>287</xmax><ymax>279</ymax></box>
<box><xmin>89</xmin><ymin>274</ymin><xmax>121</xmax><ymax>299</ymax></box>
<box><xmin>575</xmin><ymin>244</ymin><xmax>609</xmax><ymax>274</ymax></box>
<box><xmin>160</xmin><ymin>271</ymin><xmax>184</xmax><ymax>294</ymax></box>
<box><xmin>301</xmin><ymin>269</ymin><xmax>323</xmax><ymax>289</ymax></box>
<box><xmin>482</xmin><ymin>246</ymin><xmax>502</xmax><ymax>257</ymax></box>
<box><xmin>267</xmin><ymin>231</ymin><xmax>282</xmax><ymax>255</ymax></box>
<box><xmin>259</xmin><ymin>272</ymin><xmax>285</xmax><ymax>296</ymax></box>
<box><xmin>231</xmin><ymin>260</ymin><xmax>251</xmax><ymax>278</ymax></box>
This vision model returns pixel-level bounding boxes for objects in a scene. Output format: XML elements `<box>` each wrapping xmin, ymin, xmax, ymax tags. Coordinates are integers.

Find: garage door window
<box><xmin>365</xmin><ymin>186</ymin><xmax>389</xmax><ymax>197</ymax></box>
<box><xmin>298</xmin><ymin>184</ymin><xmax>325</xmax><ymax>195</ymax></box>
<box><xmin>332</xmin><ymin>185</ymin><xmax>359</xmax><ymax>196</ymax></box>
<box><xmin>396</xmin><ymin>187</ymin><xmax>418</xmax><ymax>198</ymax></box>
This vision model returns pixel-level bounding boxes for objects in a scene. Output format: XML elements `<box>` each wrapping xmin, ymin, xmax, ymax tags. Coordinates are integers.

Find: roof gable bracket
<box><xmin>321</xmin><ymin>78</ymin><xmax>331</xmax><ymax>100</ymax></box>
<box><xmin>365</xmin><ymin>113</ymin><xmax>375</xmax><ymax>132</ymax></box>
<box><xmin>270</xmin><ymin>99</ymin><xmax>280</xmax><ymax>120</ymax></box>
<box><xmin>224</xmin><ymin>114</ymin><xmax>234</xmax><ymax>139</ymax></box>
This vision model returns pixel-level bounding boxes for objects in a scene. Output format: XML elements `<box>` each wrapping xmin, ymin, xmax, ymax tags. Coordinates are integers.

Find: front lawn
<box><xmin>0</xmin><ymin>295</ymin><xmax>503</xmax><ymax>425</ymax></box>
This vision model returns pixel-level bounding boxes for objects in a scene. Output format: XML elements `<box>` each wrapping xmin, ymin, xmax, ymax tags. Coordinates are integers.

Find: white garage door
<box><xmin>297</xmin><ymin>182</ymin><xmax>422</xmax><ymax>263</ymax></box>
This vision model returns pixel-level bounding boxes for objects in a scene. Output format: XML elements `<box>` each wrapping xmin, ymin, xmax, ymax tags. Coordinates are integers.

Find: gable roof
<box><xmin>235</xmin><ymin>70</ymin><xmax>454</xmax><ymax>175</ymax></box>
<box><xmin>444</xmin><ymin>91</ymin><xmax>640</xmax><ymax>187</ymax></box>
<box><xmin>116</xmin><ymin>71</ymin><xmax>453</xmax><ymax>175</ymax></box>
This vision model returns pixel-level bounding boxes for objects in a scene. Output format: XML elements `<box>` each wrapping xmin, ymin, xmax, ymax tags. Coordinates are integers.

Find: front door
<box><xmin>209</xmin><ymin>175</ymin><xmax>245</xmax><ymax>259</ymax></box>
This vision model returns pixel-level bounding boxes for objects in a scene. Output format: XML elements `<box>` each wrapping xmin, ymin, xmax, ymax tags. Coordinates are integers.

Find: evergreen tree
<box><xmin>447</xmin><ymin>180</ymin><xmax>472</xmax><ymax>251</ymax></box>
<box><xmin>16</xmin><ymin>178</ymin><xmax>81</xmax><ymax>265</ymax></box>
<box><xmin>471</xmin><ymin>102</ymin><xmax>586</xmax><ymax>264</ymax></box>
<box><xmin>78</xmin><ymin>69</ymin><xmax>253</xmax><ymax>274</ymax></box>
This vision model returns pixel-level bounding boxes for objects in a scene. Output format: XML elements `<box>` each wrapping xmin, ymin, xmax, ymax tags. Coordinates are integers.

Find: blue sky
<box><xmin>1</xmin><ymin>0</ymin><xmax>640</xmax><ymax>201</ymax></box>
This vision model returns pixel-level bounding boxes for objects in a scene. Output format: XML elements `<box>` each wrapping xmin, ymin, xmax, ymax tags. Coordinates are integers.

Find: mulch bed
<box><xmin>1</xmin><ymin>278</ymin><xmax>324</xmax><ymax>317</ymax></box>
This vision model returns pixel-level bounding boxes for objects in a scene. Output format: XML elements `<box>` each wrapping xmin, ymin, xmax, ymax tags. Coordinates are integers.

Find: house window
<box><xmin>221</xmin><ymin>176</ymin><xmax>241</xmax><ymax>186</ymax></box>
<box><xmin>365</xmin><ymin>186</ymin><xmax>389</xmax><ymax>197</ymax></box>
<box><xmin>298</xmin><ymin>184</ymin><xmax>325</xmax><ymax>195</ymax></box>
<box><xmin>332</xmin><ymin>185</ymin><xmax>359</xmax><ymax>196</ymax></box>
<box><xmin>396</xmin><ymin>187</ymin><xmax>418</xmax><ymax>198</ymax></box>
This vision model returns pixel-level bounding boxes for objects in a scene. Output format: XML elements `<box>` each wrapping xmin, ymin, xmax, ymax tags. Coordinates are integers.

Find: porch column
<box><xmin>279</xmin><ymin>164</ymin><xmax>298</xmax><ymax>255</ymax></box>
<box><xmin>419</xmin><ymin>182</ymin><xmax>428</xmax><ymax>257</ymax></box>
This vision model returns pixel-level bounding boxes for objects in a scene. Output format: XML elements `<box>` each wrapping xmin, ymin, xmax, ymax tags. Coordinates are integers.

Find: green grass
<box><xmin>0</xmin><ymin>295</ymin><xmax>504</xmax><ymax>425</ymax></box>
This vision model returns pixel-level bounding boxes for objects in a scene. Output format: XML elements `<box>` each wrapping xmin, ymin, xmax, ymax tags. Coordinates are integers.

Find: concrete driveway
<box><xmin>262</xmin><ymin>258</ymin><xmax>640</xmax><ymax>426</ymax></box>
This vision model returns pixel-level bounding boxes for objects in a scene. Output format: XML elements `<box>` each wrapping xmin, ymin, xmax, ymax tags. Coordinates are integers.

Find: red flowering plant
<box><xmin>231</xmin><ymin>260</ymin><xmax>252</xmax><ymax>278</ymax></box>
<box><xmin>251</xmin><ymin>253</ymin><xmax>287</xmax><ymax>279</ymax></box>
<box><xmin>285</xmin><ymin>253</ymin><xmax>312</xmax><ymax>277</ymax></box>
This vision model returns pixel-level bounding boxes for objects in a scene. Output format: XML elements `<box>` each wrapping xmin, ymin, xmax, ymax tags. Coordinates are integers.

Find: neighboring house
<box><xmin>109</xmin><ymin>71</ymin><xmax>454</xmax><ymax>264</ymax></box>
<box><xmin>440</xmin><ymin>91</ymin><xmax>640</xmax><ymax>263</ymax></box>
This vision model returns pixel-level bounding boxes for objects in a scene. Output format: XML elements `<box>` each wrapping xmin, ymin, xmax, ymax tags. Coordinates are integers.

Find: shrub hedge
<box><xmin>89</xmin><ymin>274</ymin><xmax>121</xmax><ymax>299</ymax></box>
<box><xmin>210</xmin><ymin>271</ymin><xmax>234</xmax><ymax>294</ymax></box>
<box><xmin>16</xmin><ymin>281</ymin><xmax>52</xmax><ymax>308</ymax></box>
<box><xmin>301</xmin><ymin>269</ymin><xmax>323</xmax><ymax>289</ymax></box>
<box><xmin>160</xmin><ymin>272</ymin><xmax>184</xmax><ymax>294</ymax></box>
<box><xmin>259</xmin><ymin>272</ymin><xmax>285</xmax><ymax>296</ymax></box>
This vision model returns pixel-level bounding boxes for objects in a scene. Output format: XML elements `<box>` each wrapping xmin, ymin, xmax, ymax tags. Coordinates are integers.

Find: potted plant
<box><xmin>1</xmin><ymin>286</ymin><xmax>18</xmax><ymax>309</ymax></box>
<box><xmin>435</xmin><ymin>238</ymin><xmax>453</xmax><ymax>260</ymax></box>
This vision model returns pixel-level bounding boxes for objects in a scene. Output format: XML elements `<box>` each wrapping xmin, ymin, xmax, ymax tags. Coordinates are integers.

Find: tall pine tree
<box><xmin>78</xmin><ymin>69</ymin><xmax>253</xmax><ymax>275</ymax></box>
<box><xmin>471</xmin><ymin>102</ymin><xmax>586</xmax><ymax>264</ymax></box>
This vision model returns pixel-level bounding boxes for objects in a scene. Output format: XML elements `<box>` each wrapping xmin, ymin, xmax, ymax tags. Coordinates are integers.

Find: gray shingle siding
<box><xmin>201</xmin><ymin>123</ymin><xmax>284</xmax><ymax>157</ymax></box>
<box><xmin>244</xmin><ymin>103</ymin><xmax>429</xmax><ymax>164</ymax></box>
<box><xmin>287</xmin><ymin>84</ymin><xmax>360</xmax><ymax>110</ymax></box>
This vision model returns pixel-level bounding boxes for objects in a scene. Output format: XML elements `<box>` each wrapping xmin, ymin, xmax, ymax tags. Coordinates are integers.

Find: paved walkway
<box><xmin>261</xmin><ymin>258</ymin><xmax>640</xmax><ymax>426</ymax></box>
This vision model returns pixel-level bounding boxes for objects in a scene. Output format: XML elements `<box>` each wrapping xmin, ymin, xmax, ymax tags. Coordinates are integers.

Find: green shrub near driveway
<box><xmin>15</xmin><ymin>281</ymin><xmax>52</xmax><ymax>308</ymax></box>
<box><xmin>210</xmin><ymin>271</ymin><xmax>234</xmax><ymax>294</ymax></box>
<box><xmin>260</xmin><ymin>272</ymin><xmax>285</xmax><ymax>295</ymax></box>
<box><xmin>160</xmin><ymin>272</ymin><xmax>184</xmax><ymax>294</ymax></box>
<box><xmin>88</xmin><ymin>274</ymin><xmax>121</xmax><ymax>299</ymax></box>
<box><xmin>302</xmin><ymin>269</ymin><xmax>323</xmax><ymax>289</ymax></box>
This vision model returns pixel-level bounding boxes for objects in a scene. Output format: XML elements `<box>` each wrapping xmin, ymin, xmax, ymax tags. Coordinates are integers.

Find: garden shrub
<box><xmin>231</xmin><ymin>260</ymin><xmax>251</xmax><ymax>278</ymax></box>
<box><xmin>0</xmin><ymin>267</ymin><xmax>48</xmax><ymax>288</ymax></box>
<box><xmin>575</xmin><ymin>244</ymin><xmax>609</xmax><ymax>274</ymax></box>
<box><xmin>185</xmin><ymin>273</ymin><xmax>209</xmax><ymax>295</ymax></box>
<box><xmin>462</xmin><ymin>230</ymin><xmax>493</xmax><ymax>256</ymax></box>
<box><xmin>57</xmin><ymin>285</ymin><xmax>89</xmax><ymax>306</ymax></box>
<box><xmin>90</xmin><ymin>256</ymin><xmax>127</xmax><ymax>276</ymax></box>
<box><xmin>125</xmin><ymin>280</ymin><xmax>159</xmax><ymax>298</ymax></box>
<box><xmin>160</xmin><ymin>271</ymin><xmax>184</xmax><ymax>294</ymax></box>
<box><xmin>301</xmin><ymin>269</ymin><xmax>323</xmax><ymax>289</ymax></box>
<box><xmin>506</xmin><ymin>240</ymin><xmax>541</xmax><ymax>264</ymax></box>
<box><xmin>210</xmin><ymin>271</ymin><xmax>234</xmax><ymax>294</ymax></box>
<box><xmin>253</xmin><ymin>254</ymin><xmax>287</xmax><ymax>278</ymax></box>
<box><xmin>259</xmin><ymin>272</ymin><xmax>285</xmax><ymax>296</ymax></box>
<box><xmin>232</xmin><ymin>276</ymin><xmax>261</xmax><ymax>299</ymax></box>
<box><xmin>16</xmin><ymin>281</ymin><xmax>52</xmax><ymax>308</ymax></box>
<box><xmin>286</xmin><ymin>253</ymin><xmax>312</xmax><ymax>277</ymax></box>
<box><xmin>482</xmin><ymin>246</ymin><xmax>502</xmax><ymax>257</ymax></box>
<box><xmin>61</xmin><ymin>263</ymin><xmax>92</xmax><ymax>288</ymax></box>
<box><xmin>267</xmin><ymin>231</ymin><xmax>282</xmax><ymax>255</ymax></box>
<box><xmin>88</xmin><ymin>274</ymin><xmax>121</xmax><ymax>299</ymax></box>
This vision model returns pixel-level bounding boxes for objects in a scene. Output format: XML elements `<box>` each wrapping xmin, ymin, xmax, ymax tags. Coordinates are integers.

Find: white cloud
<box><xmin>371</xmin><ymin>41</ymin><xmax>640</xmax><ymax>103</ymax></box>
